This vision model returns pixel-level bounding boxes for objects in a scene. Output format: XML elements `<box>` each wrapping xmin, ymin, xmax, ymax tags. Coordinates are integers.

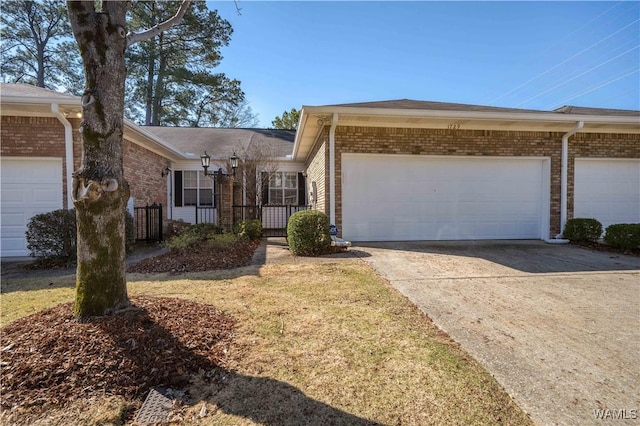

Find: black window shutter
<box><xmin>174</xmin><ymin>171</ymin><xmax>183</xmax><ymax>207</ymax></box>
<box><xmin>261</xmin><ymin>172</ymin><xmax>269</xmax><ymax>205</ymax></box>
<box><xmin>297</xmin><ymin>172</ymin><xmax>306</xmax><ymax>206</ymax></box>
<box><xmin>213</xmin><ymin>181</ymin><xmax>217</xmax><ymax>208</ymax></box>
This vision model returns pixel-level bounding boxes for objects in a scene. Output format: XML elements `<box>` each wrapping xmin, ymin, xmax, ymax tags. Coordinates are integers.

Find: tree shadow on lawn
<box><xmin>0</xmin><ymin>296</ymin><xmax>380</xmax><ymax>425</ymax></box>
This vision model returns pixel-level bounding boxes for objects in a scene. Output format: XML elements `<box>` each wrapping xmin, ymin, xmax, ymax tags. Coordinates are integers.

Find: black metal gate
<box><xmin>134</xmin><ymin>203</ymin><xmax>163</xmax><ymax>242</ymax></box>
<box><xmin>233</xmin><ymin>205</ymin><xmax>310</xmax><ymax>237</ymax></box>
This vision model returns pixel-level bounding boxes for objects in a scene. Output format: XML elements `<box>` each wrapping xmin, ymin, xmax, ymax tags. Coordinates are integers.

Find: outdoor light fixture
<box><xmin>201</xmin><ymin>151</ymin><xmax>238</xmax><ymax>178</ymax></box>
<box><xmin>161</xmin><ymin>167</ymin><xmax>171</xmax><ymax>177</ymax></box>
<box><xmin>229</xmin><ymin>152</ymin><xmax>239</xmax><ymax>174</ymax></box>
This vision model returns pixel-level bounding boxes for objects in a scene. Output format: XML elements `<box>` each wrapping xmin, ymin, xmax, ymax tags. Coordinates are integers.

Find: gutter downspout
<box><xmin>329</xmin><ymin>113</ymin><xmax>338</xmax><ymax>226</ymax></box>
<box><xmin>51</xmin><ymin>104</ymin><xmax>74</xmax><ymax>209</ymax></box>
<box><xmin>556</xmin><ymin>120</ymin><xmax>584</xmax><ymax>239</ymax></box>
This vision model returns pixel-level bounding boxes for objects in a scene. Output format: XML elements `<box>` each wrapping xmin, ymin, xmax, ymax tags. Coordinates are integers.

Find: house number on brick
<box><xmin>447</xmin><ymin>123</ymin><xmax>461</xmax><ymax>129</ymax></box>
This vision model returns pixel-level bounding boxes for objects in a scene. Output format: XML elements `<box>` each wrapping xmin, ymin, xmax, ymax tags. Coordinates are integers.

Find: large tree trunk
<box><xmin>67</xmin><ymin>1</ymin><xmax>130</xmax><ymax>319</ymax></box>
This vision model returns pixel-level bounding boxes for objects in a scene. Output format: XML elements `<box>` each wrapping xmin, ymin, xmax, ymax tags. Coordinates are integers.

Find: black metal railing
<box><xmin>195</xmin><ymin>206</ymin><xmax>217</xmax><ymax>224</ymax></box>
<box><xmin>233</xmin><ymin>205</ymin><xmax>311</xmax><ymax>237</ymax></box>
<box><xmin>134</xmin><ymin>203</ymin><xmax>163</xmax><ymax>242</ymax></box>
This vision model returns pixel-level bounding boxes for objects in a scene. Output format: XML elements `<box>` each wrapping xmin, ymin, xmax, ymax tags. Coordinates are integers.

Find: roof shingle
<box><xmin>143</xmin><ymin>127</ymin><xmax>296</xmax><ymax>159</ymax></box>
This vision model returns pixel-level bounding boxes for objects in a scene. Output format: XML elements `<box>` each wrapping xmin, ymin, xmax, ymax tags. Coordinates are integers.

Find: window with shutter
<box><xmin>173</xmin><ymin>170</ymin><xmax>213</xmax><ymax>207</ymax></box>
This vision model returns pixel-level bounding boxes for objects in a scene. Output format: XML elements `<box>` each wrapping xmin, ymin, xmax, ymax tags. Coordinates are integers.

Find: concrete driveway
<box><xmin>355</xmin><ymin>241</ymin><xmax>640</xmax><ymax>426</ymax></box>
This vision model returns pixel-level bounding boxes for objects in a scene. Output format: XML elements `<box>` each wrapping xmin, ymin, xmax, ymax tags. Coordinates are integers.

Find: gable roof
<box><xmin>143</xmin><ymin>127</ymin><xmax>296</xmax><ymax>159</ymax></box>
<box><xmin>0</xmin><ymin>83</ymin><xmax>81</xmax><ymax>117</ymax></box>
<box><xmin>293</xmin><ymin>99</ymin><xmax>640</xmax><ymax>161</ymax></box>
<box><xmin>1</xmin><ymin>83</ymin><xmax>78</xmax><ymax>100</ymax></box>
<box><xmin>324</xmin><ymin>98</ymin><xmax>640</xmax><ymax>117</ymax></box>
<box><xmin>0</xmin><ymin>83</ymin><xmax>185</xmax><ymax>161</ymax></box>
<box><xmin>553</xmin><ymin>105</ymin><xmax>640</xmax><ymax>117</ymax></box>
<box><xmin>323</xmin><ymin>99</ymin><xmax>550</xmax><ymax>115</ymax></box>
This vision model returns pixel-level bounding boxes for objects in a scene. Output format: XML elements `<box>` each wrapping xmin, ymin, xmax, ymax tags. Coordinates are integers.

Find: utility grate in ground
<box><xmin>135</xmin><ymin>388</ymin><xmax>173</xmax><ymax>425</ymax></box>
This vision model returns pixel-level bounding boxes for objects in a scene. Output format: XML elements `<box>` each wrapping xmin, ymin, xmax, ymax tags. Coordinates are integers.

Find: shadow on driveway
<box><xmin>354</xmin><ymin>240</ymin><xmax>640</xmax><ymax>274</ymax></box>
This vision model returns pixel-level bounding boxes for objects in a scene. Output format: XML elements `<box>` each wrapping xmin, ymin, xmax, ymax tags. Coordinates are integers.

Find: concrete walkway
<box><xmin>354</xmin><ymin>240</ymin><xmax>640</xmax><ymax>426</ymax></box>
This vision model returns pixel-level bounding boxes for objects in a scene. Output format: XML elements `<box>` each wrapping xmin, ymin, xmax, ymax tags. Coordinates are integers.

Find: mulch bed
<box><xmin>127</xmin><ymin>239</ymin><xmax>261</xmax><ymax>274</ymax></box>
<box><xmin>1</xmin><ymin>297</ymin><xmax>235</xmax><ymax>418</ymax></box>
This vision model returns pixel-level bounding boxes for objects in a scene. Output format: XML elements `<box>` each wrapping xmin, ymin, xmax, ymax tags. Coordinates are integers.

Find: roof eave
<box><xmin>301</xmin><ymin>105</ymin><xmax>640</xmax><ymax>125</ymax></box>
<box><xmin>123</xmin><ymin>119</ymin><xmax>188</xmax><ymax>161</ymax></box>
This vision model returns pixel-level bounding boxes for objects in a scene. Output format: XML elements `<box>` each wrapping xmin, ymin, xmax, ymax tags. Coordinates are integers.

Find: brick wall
<box><xmin>1</xmin><ymin>116</ymin><xmax>74</xmax><ymax>208</ymax></box>
<box><xmin>325</xmin><ymin>126</ymin><xmax>639</xmax><ymax>239</ymax></box>
<box><xmin>305</xmin><ymin>128</ymin><xmax>329</xmax><ymax>215</ymax></box>
<box><xmin>123</xmin><ymin>140</ymin><xmax>169</xmax><ymax>211</ymax></box>
<box><xmin>2</xmin><ymin>115</ymin><xmax>170</xmax><ymax>219</ymax></box>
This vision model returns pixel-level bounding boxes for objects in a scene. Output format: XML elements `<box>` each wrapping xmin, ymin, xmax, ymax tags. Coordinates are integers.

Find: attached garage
<box><xmin>574</xmin><ymin>158</ymin><xmax>640</xmax><ymax>230</ymax></box>
<box><xmin>342</xmin><ymin>154</ymin><xmax>549</xmax><ymax>241</ymax></box>
<box><xmin>1</xmin><ymin>157</ymin><xmax>63</xmax><ymax>257</ymax></box>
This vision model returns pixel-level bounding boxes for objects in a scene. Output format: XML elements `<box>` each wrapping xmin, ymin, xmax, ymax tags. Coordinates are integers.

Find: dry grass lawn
<box><xmin>1</xmin><ymin>261</ymin><xmax>534</xmax><ymax>425</ymax></box>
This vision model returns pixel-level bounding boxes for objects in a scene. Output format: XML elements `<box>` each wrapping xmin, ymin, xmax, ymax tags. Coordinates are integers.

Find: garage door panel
<box><xmin>342</xmin><ymin>154</ymin><xmax>546</xmax><ymax>241</ymax></box>
<box><xmin>1</xmin><ymin>158</ymin><xmax>63</xmax><ymax>257</ymax></box>
<box><xmin>575</xmin><ymin>159</ymin><xmax>640</xmax><ymax>230</ymax></box>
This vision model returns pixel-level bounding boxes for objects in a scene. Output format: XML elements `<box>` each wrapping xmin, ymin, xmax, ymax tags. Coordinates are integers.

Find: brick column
<box><xmin>218</xmin><ymin>177</ymin><xmax>234</xmax><ymax>231</ymax></box>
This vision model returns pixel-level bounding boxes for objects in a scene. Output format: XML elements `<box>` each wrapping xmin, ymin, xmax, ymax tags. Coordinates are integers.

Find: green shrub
<box><xmin>165</xmin><ymin>223</ymin><xmax>223</xmax><ymax>252</ymax></box>
<box><xmin>287</xmin><ymin>210</ymin><xmax>331</xmax><ymax>256</ymax></box>
<box><xmin>604</xmin><ymin>223</ymin><xmax>640</xmax><ymax>250</ymax></box>
<box><xmin>26</xmin><ymin>209</ymin><xmax>135</xmax><ymax>260</ymax></box>
<box><xmin>207</xmin><ymin>233</ymin><xmax>241</xmax><ymax>251</ymax></box>
<box><xmin>563</xmin><ymin>218</ymin><xmax>603</xmax><ymax>242</ymax></box>
<box><xmin>235</xmin><ymin>219</ymin><xmax>262</xmax><ymax>240</ymax></box>
<box><xmin>26</xmin><ymin>209</ymin><xmax>77</xmax><ymax>260</ymax></box>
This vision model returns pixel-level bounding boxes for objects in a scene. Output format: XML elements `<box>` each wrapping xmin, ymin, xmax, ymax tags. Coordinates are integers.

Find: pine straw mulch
<box><xmin>126</xmin><ymin>239</ymin><xmax>261</xmax><ymax>274</ymax></box>
<box><xmin>0</xmin><ymin>297</ymin><xmax>235</xmax><ymax>419</ymax></box>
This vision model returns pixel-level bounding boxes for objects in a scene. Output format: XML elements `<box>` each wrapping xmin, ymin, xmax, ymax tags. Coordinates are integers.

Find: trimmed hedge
<box><xmin>287</xmin><ymin>210</ymin><xmax>331</xmax><ymax>256</ymax></box>
<box><xmin>235</xmin><ymin>219</ymin><xmax>262</xmax><ymax>240</ymax></box>
<box><xmin>563</xmin><ymin>218</ymin><xmax>602</xmax><ymax>242</ymax></box>
<box><xmin>26</xmin><ymin>209</ymin><xmax>77</xmax><ymax>260</ymax></box>
<box><xmin>604</xmin><ymin>223</ymin><xmax>640</xmax><ymax>250</ymax></box>
<box><xmin>26</xmin><ymin>209</ymin><xmax>135</xmax><ymax>260</ymax></box>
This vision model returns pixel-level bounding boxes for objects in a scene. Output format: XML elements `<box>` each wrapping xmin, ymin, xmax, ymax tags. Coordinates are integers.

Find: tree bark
<box><xmin>67</xmin><ymin>1</ymin><xmax>130</xmax><ymax>318</ymax></box>
<box><xmin>66</xmin><ymin>0</ymin><xmax>190</xmax><ymax>319</ymax></box>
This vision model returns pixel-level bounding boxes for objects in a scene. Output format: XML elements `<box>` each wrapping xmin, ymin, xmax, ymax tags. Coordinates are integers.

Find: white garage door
<box><xmin>574</xmin><ymin>158</ymin><xmax>640</xmax><ymax>230</ymax></box>
<box><xmin>1</xmin><ymin>157</ymin><xmax>63</xmax><ymax>257</ymax></box>
<box><xmin>342</xmin><ymin>154</ymin><xmax>548</xmax><ymax>241</ymax></box>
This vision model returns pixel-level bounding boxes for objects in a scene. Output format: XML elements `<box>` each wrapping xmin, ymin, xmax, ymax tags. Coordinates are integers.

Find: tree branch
<box><xmin>126</xmin><ymin>0</ymin><xmax>191</xmax><ymax>48</ymax></box>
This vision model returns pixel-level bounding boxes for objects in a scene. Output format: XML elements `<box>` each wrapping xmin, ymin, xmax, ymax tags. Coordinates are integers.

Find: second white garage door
<box><xmin>342</xmin><ymin>154</ymin><xmax>549</xmax><ymax>241</ymax></box>
<box><xmin>574</xmin><ymin>158</ymin><xmax>640</xmax><ymax>230</ymax></box>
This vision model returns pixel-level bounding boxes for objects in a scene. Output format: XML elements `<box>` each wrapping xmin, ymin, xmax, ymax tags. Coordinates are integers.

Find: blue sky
<box><xmin>209</xmin><ymin>1</ymin><xmax>639</xmax><ymax>127</ymax></box>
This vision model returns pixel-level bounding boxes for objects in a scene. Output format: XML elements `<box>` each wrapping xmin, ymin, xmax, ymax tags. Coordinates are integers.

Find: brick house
<box><xmin>0</xmin><ymin>84</ymin><xmax>306</xmax><ymax>256</ymax></box>
<box><xmin>293</xmin><ymin>100</ymin><xmax>640</xmax><ymax>241</ymax></box>
<box><xmin>0</xmin><ymin>84</ymin><xmax>183</xmax><ymax>256</ymax></box>
<box><xmin>2</xmin><ymin>86</ymin><xmax>638</xmax><ymax>254</ymax></box>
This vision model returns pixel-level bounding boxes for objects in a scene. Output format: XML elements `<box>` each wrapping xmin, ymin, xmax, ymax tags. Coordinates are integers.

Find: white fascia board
<box><xmin>0</xmin><ymin>95</ymin><xmax>80</xmax><ymax>106</ymax></box>
<box><xmin>302</xmin><ymin>105</ymin><xmax>640</xmax><ymax>126</ymax></box>
<box><xmin>0</xmin><ymin>96</ymin><xmax>81</xmax><ymax>117</ymax></box>
<box><xmin>292</xmin><ymin>108</ymin><xmax>310</xmax><ymax>159</ymax></box>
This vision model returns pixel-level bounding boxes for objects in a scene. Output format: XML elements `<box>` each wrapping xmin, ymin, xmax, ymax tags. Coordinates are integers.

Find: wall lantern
<box><xmin>201</xmin><ymin>151</ymin><xmax>238</xmax><ymax>178</ymax></box>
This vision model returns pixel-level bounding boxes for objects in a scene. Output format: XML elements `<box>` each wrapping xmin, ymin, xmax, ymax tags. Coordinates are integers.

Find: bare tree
<box><xmin>237</xmin><ymin>139</ymin><xmax>280</xmax><ymax>209</ymax></box>
<box><xmin>66</xmin><ymin>0</ymin><xmax>190</xmax><ymax>319</ymax></box>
